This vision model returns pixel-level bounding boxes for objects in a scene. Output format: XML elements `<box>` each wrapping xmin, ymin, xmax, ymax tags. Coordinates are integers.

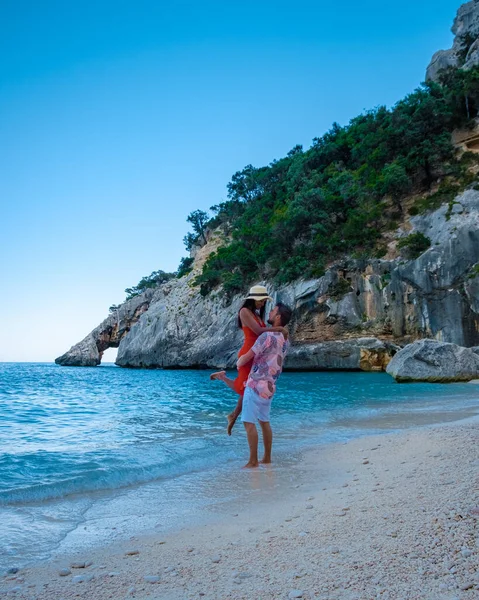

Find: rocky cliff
<box><xmin>57</xmin><ymin>2</ymin><xmax>479</xmax><ymax>371</ymax></box>
<box><xmin>426</xmin><ymin>0</ymin><xmax>479</xmax><ymax>82</ymax></box>
<box><xmin>55</xmin><ymin>292</ymin><xmax>153</xmax><ymax>367</ymax></box>
<box><xmin>56</xmin><ymin>189</ymin><xmax>479</xmax><ymax>370</ymax></box>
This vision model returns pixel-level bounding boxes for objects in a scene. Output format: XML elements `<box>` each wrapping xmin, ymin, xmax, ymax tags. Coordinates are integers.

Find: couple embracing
<box><xmin>211</xmin><ymin>286</ymin><xmax>292</xmax><ymax>468</ymax></box>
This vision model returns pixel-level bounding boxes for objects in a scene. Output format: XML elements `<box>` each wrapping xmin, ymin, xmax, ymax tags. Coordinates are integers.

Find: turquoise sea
<box><xmin>1</xmin><ymin>362</ymin><xmax>478</xmax><ymax>571</ymax></box>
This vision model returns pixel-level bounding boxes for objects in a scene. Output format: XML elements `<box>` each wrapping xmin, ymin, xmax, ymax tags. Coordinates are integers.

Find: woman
<box><xmin>210</xmin><ymin>285</ymin><xmax>286</xmax><ymax>435</ymax></box>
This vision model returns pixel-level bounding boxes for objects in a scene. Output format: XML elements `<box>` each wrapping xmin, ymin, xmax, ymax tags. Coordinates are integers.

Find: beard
<box><xmin>267</xmin><ymin>318</ymin><xmax>273</xmax><ymax>325</ymax></box>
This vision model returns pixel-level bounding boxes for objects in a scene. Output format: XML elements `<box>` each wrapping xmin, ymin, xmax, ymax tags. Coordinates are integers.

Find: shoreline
<box><xmin>2</xmin><ymin>416</ymin><xmax>478</xmax><ymax>599</ymax></box>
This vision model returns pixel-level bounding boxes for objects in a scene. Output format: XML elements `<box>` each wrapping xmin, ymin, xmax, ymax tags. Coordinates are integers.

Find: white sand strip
<box><xmin>2</xmin><ymin>419</ymin><xmax>478</xmax><ymax>600</ymax></box>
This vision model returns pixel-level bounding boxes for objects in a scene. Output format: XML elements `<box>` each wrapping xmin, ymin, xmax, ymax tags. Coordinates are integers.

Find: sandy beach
<box><xmin>2</xmin><ymin>417</ymin><xmax>478</xmax><ymax>600</ymax></box>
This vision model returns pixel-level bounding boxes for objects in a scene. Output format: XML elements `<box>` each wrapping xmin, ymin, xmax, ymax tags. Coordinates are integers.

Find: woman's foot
<box><xmin>243</xmin><ymin>461</ymin><xmax>259</xmax><ymax>469</ymax></box>
<box><xmin>210</xmin><ymin>371</ymin><xmax>226</xmax><ymax>381</ymax></box>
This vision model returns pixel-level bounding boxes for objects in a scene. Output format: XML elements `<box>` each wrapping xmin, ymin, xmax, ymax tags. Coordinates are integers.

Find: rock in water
<box><xmin>386</xmin><ymin>339</ymin><xmax>479</xmax><ymax>382</ymax></box>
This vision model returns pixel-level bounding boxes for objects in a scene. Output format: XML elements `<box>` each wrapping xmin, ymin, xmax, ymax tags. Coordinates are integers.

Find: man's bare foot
<box><xmin>210</xmin><ymin>371</ymin><xmax>226</xmax><ymax>381</ymax></box>
<box><xmin>243</xmin><ymin>461</ymin><xmax>259</xmax><ymax>468</ymax></box>
<box><xmin>227</xmin><ymin>413</ymin><xmax>237</xmax><ymax>436</ymax></box>
<box><xmin>259</xmin><ymin>458</ymin><xmax>272</xmax><ymax>464</ymax></box>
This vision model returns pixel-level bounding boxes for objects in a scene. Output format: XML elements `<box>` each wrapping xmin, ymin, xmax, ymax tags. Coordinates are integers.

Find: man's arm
<box><xmin>237</xmin><ymin>332</ymin><xmax>270</xmax><ymax>368</ymax></box>
<box><xmin>240</xmin><ymin>308</ymin><xmax>287</xmax><ymax>338</ymax></box>
<box><xmin>237</xmin><ymin>348</ymin><xmax>255</xmax><ymax>368</ymax></box>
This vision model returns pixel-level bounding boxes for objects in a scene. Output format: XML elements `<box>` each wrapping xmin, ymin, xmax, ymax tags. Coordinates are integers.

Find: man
<box><xmin>237</xmin><ymin>302</ymin><xmax>293</xmax><ymax>468</ymax></box>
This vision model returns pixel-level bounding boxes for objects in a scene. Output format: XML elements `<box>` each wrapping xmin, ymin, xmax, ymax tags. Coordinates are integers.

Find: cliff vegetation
<box><xmin>175</xmin><ymin>68</ymin><xmax>479</xmax><ymax>297</ymax></box>
<box><xmin>122</xmin><ymin>68</ymin><xmax>479</xmax><ymax>303</ymax></box>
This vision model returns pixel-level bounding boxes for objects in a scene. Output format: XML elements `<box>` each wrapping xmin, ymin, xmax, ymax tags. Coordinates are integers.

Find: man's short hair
<box><xmin>276</xmin><ymin>302</ymin><xmax>293</xmax><ymax>326</ymax></box>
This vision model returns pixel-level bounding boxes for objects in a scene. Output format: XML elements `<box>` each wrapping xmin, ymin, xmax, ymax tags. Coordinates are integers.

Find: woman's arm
<box><xmin>239</xmin><ymin>308</ymin><xmax>287</xmax><ymax>337</ymax></box>
<box><xmin>237</xmin><ymin>348</ymin><xmax>255</xmax><ymax>368</ymax></box>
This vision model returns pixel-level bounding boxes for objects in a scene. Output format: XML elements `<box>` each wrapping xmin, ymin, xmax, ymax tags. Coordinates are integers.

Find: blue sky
<box><xmin>0</xmin><ymin>0</ymin><xmax>462</xmax><ymax>361</ymax></box>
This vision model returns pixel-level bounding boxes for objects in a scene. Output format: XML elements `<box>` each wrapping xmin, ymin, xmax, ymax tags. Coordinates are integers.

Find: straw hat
<box><xmin>245</xmin><ymin>285</ymin><xmax>273</xmax><ymax>302</ymax></box>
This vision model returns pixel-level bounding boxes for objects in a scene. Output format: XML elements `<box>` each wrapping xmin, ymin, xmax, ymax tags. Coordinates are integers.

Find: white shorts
<box><xmin>241</xmin><ymin>386</ymin><xmax>272</xmax><ymax>423</ymax></box>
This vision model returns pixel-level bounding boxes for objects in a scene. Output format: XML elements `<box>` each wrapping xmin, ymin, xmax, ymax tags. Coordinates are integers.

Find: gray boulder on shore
<box><xmin>386</xmin><ymin>339</ymin><xmax>479</xmax><ymax>383</ymax></box>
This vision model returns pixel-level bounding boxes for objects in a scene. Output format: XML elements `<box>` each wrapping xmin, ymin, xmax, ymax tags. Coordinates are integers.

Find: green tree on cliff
<box><xmin>186</xmin><ymin>210</ymin><xmax>209</xmax><ymax>245</ymax></box>
<box><xmin>125</xmin><ymin>270</ymin><xmax>174</xmax><ymax>300</ymax></box>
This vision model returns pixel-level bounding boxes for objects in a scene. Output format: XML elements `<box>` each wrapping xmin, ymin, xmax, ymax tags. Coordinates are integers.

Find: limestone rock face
<box><xmin>55</xmin><ymin>292</ymin><xmax>153</xmax><ymax>366</ymax></box>
<box><xmin>115</xmin><ymin>189</ymin><xmax>479</xmax><ymax>369</ymax></box>
<box><xmin>55</xmin><ymin>335</ymin><xmax>101</xmax><ymax>368</ymax></box>
<box><xmin>115</xmin><ymin>276</ymin><xmax>245</xmax><ymax>369</ymax></box>
<box><xmin>386</xmin><ymin>339</ymin><xmax>479</xmax><ymax>382</ymax></box>
<box><xmin>286</xmin><ymin>338</ymin><xmax>400</xmax><ymax>372</ymax></box>
<box><xmin>57</xmin><ymin>190</ymin><xmax>479</xmax><ymax>370</ymax></box>
<box><xmin>426</xmin><ymin>1</ymin><xmax>479</xmax><ymax>82</ymax></box>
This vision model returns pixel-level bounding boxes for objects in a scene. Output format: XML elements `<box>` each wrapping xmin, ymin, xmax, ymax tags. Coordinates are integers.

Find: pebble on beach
<box><xmin>10</xmin><ymin>585</ymin><xmax>23</xmax><ymax>593</ymax></box>
<box><xmin>72</xmin><ymin>574</ymin><xmax>86</xmax><ymax>583</ymax></box>
<box><xmin>460</xmin><ymin>582</ymin><xmax>475</xmax><ymax>591</ymax></box>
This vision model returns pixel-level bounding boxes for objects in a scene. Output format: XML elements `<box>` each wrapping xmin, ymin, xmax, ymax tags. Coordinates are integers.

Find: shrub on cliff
<box><xmin>125</xmin><ymin>270</ymin><xmax>175</xmax><ymax>300</ymax></box>
<box><xmin>397</xmin><ymin>232</ymin><xmax>431</xmax><ymax>259</ymax></box>
<box><xmin>176</xmin><ymin>257</ymin><xmax>194</xmax><ymax>278</ymax></box>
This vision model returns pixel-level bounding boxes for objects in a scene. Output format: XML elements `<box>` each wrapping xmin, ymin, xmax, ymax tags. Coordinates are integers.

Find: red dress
<box><xmin>233</xmin><ymin>313</ymin><xmax>265</xmax><ymax>396</ymax></box>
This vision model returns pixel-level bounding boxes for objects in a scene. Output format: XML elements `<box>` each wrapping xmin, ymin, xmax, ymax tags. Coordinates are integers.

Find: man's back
<box><xmin>246</xmin><ymin>332</ymin><xmax>288</xmax><ymax>399</ymax></box>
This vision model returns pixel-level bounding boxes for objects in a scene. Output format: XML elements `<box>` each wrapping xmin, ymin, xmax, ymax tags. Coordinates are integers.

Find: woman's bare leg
<box><xmin>210</xmin><ymin>371</ymin><xmax>236</xmax><ymax>390</ymax></box>
<box><xmin>227</xmin><ymin>396</ymin><xmax>243</xmax><ymax>436</ymax></box>
<box><xmin>210</xmin><ymin>372</ymin><xmax>243</xmax><ymax>435</ymax></box>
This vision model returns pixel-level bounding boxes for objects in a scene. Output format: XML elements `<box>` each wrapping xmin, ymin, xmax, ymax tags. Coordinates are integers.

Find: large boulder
<box><xmin>386</xmin><ymin>339</ymin><xmax>479</xmax><ymax>382</ymax></box>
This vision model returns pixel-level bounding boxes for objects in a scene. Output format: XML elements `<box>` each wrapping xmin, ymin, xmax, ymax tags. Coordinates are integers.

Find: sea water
<box><xmin>1</xmin><ymin>362</ymin><xmax>478</xmax><ymax>570</ymax></box>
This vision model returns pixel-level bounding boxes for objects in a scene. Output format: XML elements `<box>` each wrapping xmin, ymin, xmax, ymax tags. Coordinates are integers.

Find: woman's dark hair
<box><xmin>237</xmin><ymin>298</ymin><xmax>266</xmax><ymax>328</ymax></box>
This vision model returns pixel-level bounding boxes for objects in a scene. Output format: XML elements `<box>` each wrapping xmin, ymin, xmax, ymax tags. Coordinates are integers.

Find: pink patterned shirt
<box><xmin>246</xmin><ymin>332</ymin><xmax>288</xmax><ymax>399</ymax></box>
